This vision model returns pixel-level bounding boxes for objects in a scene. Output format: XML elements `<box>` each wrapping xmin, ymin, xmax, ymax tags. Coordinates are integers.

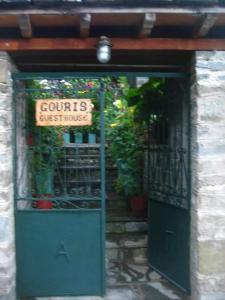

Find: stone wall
<box><xmin>1</xmin><ymin>49</ymin><xmax>225</xmax><ymax>300</ymax></box>
<box><xmin>191</xmin><ymin>51</ymin><xmax>225</xmax><ymax>300</ymax></box>
<box><xmin>0</xmin><ymin>53</ymin><xmax>15</xmax><ymax>300</ymax></box>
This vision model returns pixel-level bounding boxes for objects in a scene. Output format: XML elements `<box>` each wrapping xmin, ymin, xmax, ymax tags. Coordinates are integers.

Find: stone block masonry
<box><xmin>0</xmin><ymin>49</ymin><xmax>224</xmax><ymax>300</ymax></box>
<box><xmin>191</xmin><ymin>51</ymin><xmax>225</xmax><ymax>300</ymax></box>
<box><xmin>0</xmin><ymin>52</ymin><xmax>15</xmax><ymax>300</ymax></box>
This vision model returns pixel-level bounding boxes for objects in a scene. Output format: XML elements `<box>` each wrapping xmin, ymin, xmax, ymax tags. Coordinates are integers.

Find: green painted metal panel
<box><xmin>149</xmin><ymin>200</ymin><xmax>190</xmax><ymax>292</ymax></box>
<box><xmin>16</xmin><ymin>210</ymin><xmax>103</xmax><ymax>297</ymax></box>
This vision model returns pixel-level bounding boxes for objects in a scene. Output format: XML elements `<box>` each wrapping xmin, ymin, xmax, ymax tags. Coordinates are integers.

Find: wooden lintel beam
<box><xmin>193</xmin><ymin>14</ymin><xmax>218</xmax><ymax>38</ymax></box>
<box><xmin>18</xmin><ymin>14</ymin><xmax>32</xmax><ymax>39</ymax></box>
<box><xmin>1</xmin><ymin>38</ymin><xmax>225</xmax><ymax>51</ymax></box>
<box><xmin>80</xmin><ymin>13</ymin><xmax>91</xmax><ymax>38</ymax></box>
<box><xmin>139</xmin><ymin>13</ymin><xmax>156</xmax><ymax>38</ymax></box>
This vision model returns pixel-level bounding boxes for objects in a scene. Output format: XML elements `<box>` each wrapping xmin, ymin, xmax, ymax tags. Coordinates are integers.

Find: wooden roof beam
<box><xmin>139</xmin><ymin>13</ymin><xmax>156</xmax><ymax>38</ymax></box>
<box><xmin>80</xmin><ymin>13</ymin><xmax>91</xmax><ymax>38</ymax></box>
<box><xmin>193</xmin><ymin>13</ymin><xmax>218</xmax><ymax>38</ymax></box>
<box><xmin>2</xmin><ymin>38</ymin><xmax>225</xmax><ymax>51</ymax></box>
<box><xmin>18</xmin><ymin>14</ymin><xmax>32</xmax><ymax>38</ymax></box>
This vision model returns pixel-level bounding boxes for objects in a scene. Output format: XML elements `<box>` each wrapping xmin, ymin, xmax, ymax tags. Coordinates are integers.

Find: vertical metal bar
<box><xmin>180</xmin><ymin>80</ymin><xmax>184</xmax><ymax>202</ymax></box>
<box><xmin>187</xmin><ymin>77</ymin><xmax>191</xmax><ymax>292</ymax></box>
<box><xmin>187</xmin><ymin>77</ymin><xmax>191</xmax><ymax>210</ymax></box>
<box><xmin>13</xmin><ymin>79</ymin><xmax>18</xmax><ymax>211</ymax></box>
<box><xmin>99</xmin><ymin>80</ymin><xmax>106</xmax><ymax>296</ymax></box>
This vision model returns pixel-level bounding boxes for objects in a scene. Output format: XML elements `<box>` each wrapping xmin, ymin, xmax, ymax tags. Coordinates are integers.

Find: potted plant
<box><xmin>88</xmin><ymin>116</ymin><xmax>99</xmax><ymax>144</ymax></box>
<box><xmin>74</xmin><ymin>110</ymin><xmax>100</xmax><ymax>144</ymax></box>
<box><xmin>32</xmin><ymin>142</ymin><xmax>54</xmax><ymax>209</ymax></box>
<box><xmin>87</xmin><ymin>104</ymin><xmax>100</xmax><ymax>144</ymax></box>
<box><xmin>63</xmin><ymin>130</ymin><xmax>71</xmax><ymax>144</ymax></box>
<box><xmin>107</xmin><ymin>96</ymin><xmax>147</xmax><ymax>212</ymax></box>
<box><xmin>88</xmin><ymin>132</ymin><xmax>96</xmax><ymax>144</ymax></box>
<box><xmin>35</xmin><ymin>168</ymin><xmax>54</xmax><ymax>209</ymax></box>
<box><xmin>116</xmin><ymin>157</ymin><xmax>147</xmax><ymax>212</ymax></box>
<box><xmin>74</xmin><ymin>131</ymin><xmax>84</xmax><ymax>144</ymax></box>
<box><xmin>31</xmin><ymin>127</ymin><xmax>63</xmax><ymax>209</ymax></box>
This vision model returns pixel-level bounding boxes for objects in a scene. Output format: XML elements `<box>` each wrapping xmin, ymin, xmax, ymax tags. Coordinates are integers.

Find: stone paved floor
<box><xmin>40</xmin><ymin>282</ymin><xmax>188</xmax><ymax>300</ymax></box>
<box><xmin>105</xmin><ymin>260</ymin><xmax>189</xmax><ymax>300</ymax></box>
<box><xmin>36</xmin><ymin>262</ymin><xmax>189</xmax><ymax>300</ymax></box>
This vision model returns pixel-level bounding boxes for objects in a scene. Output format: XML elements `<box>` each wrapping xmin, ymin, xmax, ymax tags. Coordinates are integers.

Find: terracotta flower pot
<box><xmin>36</xmin><ymin>200</ymin><xmax>53</xmax><ymax>209</ymax></box>
<box><xmin>36</xmin><ymin>194</ymin><xmax>53</xmax><ymax>209</ymax></box>
<box><xmin>130</xmin><ymin>195</ymin><xmax>147</xmax><ymax>212</ymax></box>
<box><xmin>27</xmin><ymin>135</ymin><xmax>33</xmax><ymax>146</ymax></box>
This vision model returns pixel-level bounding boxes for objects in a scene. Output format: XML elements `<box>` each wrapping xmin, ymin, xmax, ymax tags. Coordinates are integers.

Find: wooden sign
<box><xmin>36</xmin><ymin>99</ymin><xmax>93</xmax><ymax>126</ymax></box>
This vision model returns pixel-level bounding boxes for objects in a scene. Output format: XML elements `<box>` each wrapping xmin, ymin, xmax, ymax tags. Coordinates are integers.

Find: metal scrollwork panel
<box><xmin>14</xmin><ymin>78</ymin><xmax>103</xmax><ymax>211</ymax></box>
<box><xmin>148</xmin><ymin>80</ymin><xmax>189</xmax><ymax>209</ymax></box>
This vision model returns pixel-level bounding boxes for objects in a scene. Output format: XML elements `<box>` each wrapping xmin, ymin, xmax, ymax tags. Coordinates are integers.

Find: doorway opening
<box><xmin>104</xmin><ymin>74</ymin><xmax>190</xmax><ymax>297</ymax></box>
<box><xmin>13</xmin><ymin>72</ymin><xmax>190</xmax><ymax>299</ymax></box>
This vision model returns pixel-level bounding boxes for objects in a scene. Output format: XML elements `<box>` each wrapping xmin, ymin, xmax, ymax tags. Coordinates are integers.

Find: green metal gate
<box><xmin>148</xmin><ymin>78</ymin><xmax>190</xmax><ymax>292</ymax></box>
<box><xmin>13</xmin><ymin>74</ymin><xmax>106</xmax><ymax>297</ymax></box>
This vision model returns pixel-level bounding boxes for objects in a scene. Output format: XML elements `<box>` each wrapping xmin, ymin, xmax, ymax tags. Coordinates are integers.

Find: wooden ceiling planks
<box><xmin>214</xmin><ymin>14</ymin><xmax>225</xmax><ymax>26</ymax></box>
<box><xmin>0</xmin><ymin>7</ymin><xmax>224</xmax><ymax>42</ymax></box>
<box><xmin>30</xmin><ymin>15</ymin><xmax>80</xmax><ymax>27</ymax></box>
<box><xmin>1</xmin><ymin>13</ymin><xmax>223</xmax><ymax>28</ymax></box>
<box><xmin>0</xmin><ymin>12</ymin><xmax>224</xmax><ymax>39</ymax></box>
<box><xmin>0</xmin><ymin>15</ymin><xmax>18</xmax><ymax>27</ymax></box>
<box><xmin>155</xmin><ymin>13</ymin><xmax>199</xmax><ymax>26</ymax></box>
<box><xmin>91</xmin><ymin>13</ymin><xmax>142</xmax><ymax>26</ymax></box>
<box><xmin>8</xmin><ymin>49</ymin><xmax>192</xmax><ymax>72</ymax></box>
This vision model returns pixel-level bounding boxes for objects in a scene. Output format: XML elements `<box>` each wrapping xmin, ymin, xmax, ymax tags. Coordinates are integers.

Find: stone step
<box><xmin>106</xmin><ymin>233</ymin><xmax>148</xmax><ymax>264</ymax></box>
<box><xmin>106</xmin><ymin>245</ymin><xmax>148</xmax><ymax>264</ymax></box>
<box><xmin>106</xmin><ymin>233</ymin><xmax>148</xmax><ymax>249</ymax></box>
<box><xmin>107</xmin><ymin>211</ymin><xmax>147</xmax><ymax>221</ymax></box>
<box><xmin>106</xmin><ymin>220</ymin><xmax>148</xmax><ymax>234</ymax></box>
<box><xmin>106</xmin><ymin>199</ymin><xmax>128</xmax><ymax>209</ymax></box>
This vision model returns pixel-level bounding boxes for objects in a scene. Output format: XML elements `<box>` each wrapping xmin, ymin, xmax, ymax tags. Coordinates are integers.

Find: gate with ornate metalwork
<box><xmin>13</xmin><ymin>74</ymin><xmax>106</xmax><ymax>297</ymax></box>
<box><xmin>148</xmin><ymin>78</ymin><xmax>190</xmax><ymax>292</ymax></box>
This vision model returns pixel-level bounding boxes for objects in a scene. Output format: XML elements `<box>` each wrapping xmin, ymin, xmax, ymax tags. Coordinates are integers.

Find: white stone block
<box><xmin>0</xmin><ymin>286</ymin><xmax>15</xmax><ymax>300</ymax></box>
<box><xmin>125</xmin><ymin>221</ymin><xmax>148</xmax><ymax>232</ymax></box>
<box><xmin>199</xmin><ymin>294</ymin><xmax>225</xmax><ymax>300</ymax></box>
<box><xmin>0</xmin><ymin>60</ymin><xmax>9</xmax><ymax>84</ymax></box>
<box><xmin>195</xmin><ymin>192</ymin><xmax>225</xmax><ymax>211</ymax></box>
<box><xmin>198</xmin><ymin>273</ymin><xmax>225</xmax><ymax>294</ymax></box>
<box><xmin>0</xmin><ymin>216</ymin><xmax>10</xmax><ymax>243</ymax></box>
<box><xmin>198</xmin><ymin>213</ymin><xmax>225</xmax><ymax>240</ymax></box>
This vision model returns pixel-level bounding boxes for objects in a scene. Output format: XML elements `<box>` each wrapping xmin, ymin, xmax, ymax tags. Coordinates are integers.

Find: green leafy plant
<box><xmin>31</xmin><ymin>127</ymin><xmax>63</xmax><ymax>195</ymax></box>
<box><xmin>107</xmin><ymin>78</ymin><xmax>166</xmax><ymax>198</ymax></box>
<box><xmin>126</xmin><ymin>78</ymin><xmax>165</xmax><ymax>123</ymax></box>
<box><xmin>107</xmin><ymin>87</ymin><xmax>144</xmax><ymax>197</ymax></box>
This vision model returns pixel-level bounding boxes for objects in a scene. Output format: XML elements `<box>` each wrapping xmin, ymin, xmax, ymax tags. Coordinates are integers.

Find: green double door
<box><xmin>14</xmin><ymin>74</ymin><xmax>106</xmax><ymax>297</ymax></box>
<box><xmin>148</xmin><ymin>78</ymin><xmax>190</xmax><ymax>292</ymax></box>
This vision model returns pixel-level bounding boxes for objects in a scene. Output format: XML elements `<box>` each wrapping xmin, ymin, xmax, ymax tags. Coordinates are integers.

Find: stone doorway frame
<box><xmin>0</xmin><ymin>51</ymin><xmax>225</xmax><ymax>300</ymax></box>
